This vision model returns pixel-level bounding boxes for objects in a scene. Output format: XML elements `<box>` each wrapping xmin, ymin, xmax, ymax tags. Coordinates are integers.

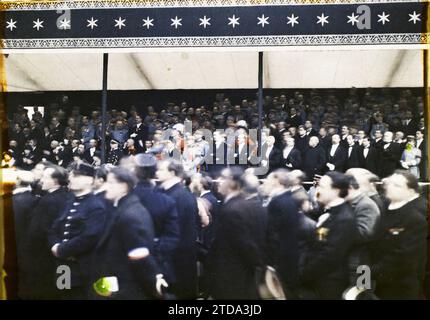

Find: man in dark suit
<box><xmin>303</xmin><ymin>136</ymin><xmax>327</xmax><ymax>181</ymax></box>
<box><xmin>13</xmin><ymin>171</ymin><xmax>40</xmax><ymax>299</ymax></box>
<box><xmin>156</xmin><ymin>160</ymin><xmax>199</xmax><ymax>299</ymax></box>
<box><xmin>318</xmin><ymin>127</ymin><xmax>331</xmax><ymax>152</ymax></box>
<box><xmin>327</xmin><ymin>134</ymin><xmax>347</xmax><ymax>172</ymax></box>
<box><xmin>208</xmin><ymin>131</ymin><xmax>229</xmax><ymax>178</ymax></box>
<box><xmin>128</xmin><ymin>114</ymin><xmax>148</xmax><ymax>153</ymax></box>
<box><xmin>133</xmin><ymin>154</ymin><xmax>180</xmax><ymax>287</ymax></box>
<box><xmin>379</xmin><ymin>131</ymin><xmax>402</xmax><ymax>178</ymax></box>
<box><xmin>281</xmin><ymin>137</ymin><xmax>302</xmax><ymax>170</ymax></box>
<box><xmin>304</xmin><ymin>120</ymin><xmax>318</xmax><ymax>137</ymax></box>
<box><xmin>295</xmin><ymin>126</ymin><xmax>310</xmax><ymax>155</ymax></box>
<box><xmin>260</xmin><ymin>136</ymin><xmax>281</xmax><ymax>173</ymax></box>
<box><xmin>49</xmin><ymin>163</ymin><xmax>106</xmax><ymax>299</ymax></box>
<box><xmin>20</xmin><ymin>165</ymin><xmax>69</xmax><ymax>299</ymax></box>
<box><xmin>401</xmin><ymin>110</ymin><xmax>418</xmax><ymax>136</ymax></box>
<box><xmin>415</xmin><ymin>129</ymin><xmax>427</xmax><ymax>181</ymax></box>
<box><xmin>90</xmin><ymin>167</ymin><xmax>167</xmax><ymax>299</ymax></box>
<box><xmin>359</xmin><ymin>136</ymin><xmax>379</xmax><ymax>175</ymax></box>
<box><xmin>299</xmin><ymin>172</ymin><xmax>355</xmax><ymax>299</ymax></box>
<box><xmin>345</xmin><ymin>135</ymin><xmax>361</xmax><ymax>170</ymax></box>
<box><xmin>373</xmin><ymin>171</ymin><xmax>427</xmax><ymax>299</ymax></box>
<box><xmin>207</xmin><ymin>167</ymin><xmax>265</xmax><ymax>299</ymax></box>
<box><xmin>83</xmin><ymin>139</ymin><xmax>99</xmax><ymax>164</ymax></box>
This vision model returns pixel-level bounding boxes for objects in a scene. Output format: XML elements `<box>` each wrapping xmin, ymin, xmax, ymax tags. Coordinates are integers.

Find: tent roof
<box><xmin>4</xmin><ymin>50</ymin><xmax>423</xmax><ymax>92</ymax></box>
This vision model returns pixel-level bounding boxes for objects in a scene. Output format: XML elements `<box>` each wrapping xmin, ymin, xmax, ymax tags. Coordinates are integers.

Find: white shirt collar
<box><xmin>161</xmin><ymin>177</ymin><xmax>182</xmax><ymax>191</ymax></box>
<box><xmin>200</xmin><ymin>190</ymin><xmax>211</xmax><ymax>197</ymax></box>
<box><xmin>13</xmin><ymin>186</ymin><xmax>32</xmax><ymax>195</ymax></box>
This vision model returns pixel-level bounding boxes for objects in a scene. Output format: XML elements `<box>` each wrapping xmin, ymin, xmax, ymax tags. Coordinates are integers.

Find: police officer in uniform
<box><xmin>49</xmin><ymin>163</ymin><xmax>107</xmax><ymax>299</ymax></box>
<box><xmin>107</xmin><ymin>139</ymin><xmax>123</xmax><ymax>166</ymax></box>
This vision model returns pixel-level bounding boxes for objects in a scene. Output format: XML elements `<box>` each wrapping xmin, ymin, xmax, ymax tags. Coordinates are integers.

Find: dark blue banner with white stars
<box><xmin>0</xmin><ymin>0</ymin><xmax>428</xmax><ymax>50</ymax></box>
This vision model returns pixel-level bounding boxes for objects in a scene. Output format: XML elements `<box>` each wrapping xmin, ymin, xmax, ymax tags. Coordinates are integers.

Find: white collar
<box><xmin>388</xmin><ymin>194</ymin><xmax>420</xmax><ymax>210</ymax></box>
<box><xmin>13</xmin><ymin>186</ymin><xmax>32</xmax><ymax>195</ymax></box>
<box><xmin>200</xmin><ymin>190</ymin><xmax>211</xmax><ymax>197</ymax></box>
<box><xmin>224</xmin><ymin>192</ymin><xmax>241</xmax><ymax>204</ymax></box>
<box><xmin>325</xmin><ymin>198</ymin><xmax>345</xmax><ymax>209</ymax></box>
<box><xmin>161</xmin><ymin>177</ymin><xmax>182</xmax><ymax>191</ymax></box>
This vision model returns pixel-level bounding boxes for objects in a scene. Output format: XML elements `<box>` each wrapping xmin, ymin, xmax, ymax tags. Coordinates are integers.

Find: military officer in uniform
<box><xmin>107</xmin><ymin>139</ymin><xmax>123</xmax><ymax>166</ymax></box>
<box><xmin>49</xmin><ymin>163</ymin><xmax>107</xmax><ymax>299</ymax></box>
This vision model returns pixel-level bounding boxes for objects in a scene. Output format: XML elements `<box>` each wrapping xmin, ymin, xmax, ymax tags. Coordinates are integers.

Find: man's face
<box><xmin>286</xmin><ymin>138</ymin><xmax>295</xmax><ymax>148</ymax></box>
<box><xmin>341</xmin><ymin>126</ymin><xmax>348</xmax><ymax>135</ymax></box>
<box><xmin>316</xmin><ymin>175</ymin><xmax>338</xmax><ymax>206</ymax></box>
<box><xmin>358</xmin><ymin>131</ymin><xmax>365</xmax><ymax>139</ymax></box>
<box><xmin>156</xmin><ymin>162</ymin><xmax>173</xmax><ymax>183</ymax></box>
<box><xmin>383</xmin><ymin>132</ymin><xmax>393</xmax><ymax>143</ymax></box>
<box><xmin>383</xmin><ymin>174</ymin><xmax>408</xmax><ymax>203</ymax></box>
<box><xmin>298</xmin><ymin>127</ymin><xmax>306</xmax><ymax>136</ymax></box>
<box><xmin>347</xmin><ymin>135</ymin><xmax>354</xmax><ymax>146</ymax></box>
<box><xmin>416</xmin><ymin>131</ymin><xmax>424</xmax><ymax>140</ymax></box>
<box><xmin>305</xmin><ymin>121</ymin><xmax>312</xmax><ymax>129</ymax></box>
<box><xmin>375</xmin><ymin>131</ymin><xmax>382</xmax><ymax>139</ymax></box>
<box><xmin>40</xmin><ymin>168</ymin><xmax>57</xmax><ymax>191</ymax></box>
<box><xmin>90</xmin><ymin>140</ymin><xmax>97</xmax><ymax>148</ymax></box>
<box><xmin>136</xmin><ymin>115</ymin><xmax>142</xmax><ymax>123</ymax></box>
<box><xmin>78</xmin><ymin>145</ymin><xmax>85</xmax><ymax>154</ymax></box>
<box><xmin>332</xmin><ymin>135</ymin><xmax>340</xmax><ymax>144</ymax></box>
<box><xmin>218</xmin><ymin>169</ymin><xmax>232</xmax><ymax>197</ymax></box>
<box><xmin>319</xmin><ymin>128</ymin><xmax>327</xmax><ymax>137</ymax></box>
<box><xmin>360</xmin><ymin>137</ymin><xmax>369</xmax><ymax>147</ymax></box>
<box><xmin>69</xmin><ymin>172</ymin><xmax>93</xmax><ymax>193</ymax></box>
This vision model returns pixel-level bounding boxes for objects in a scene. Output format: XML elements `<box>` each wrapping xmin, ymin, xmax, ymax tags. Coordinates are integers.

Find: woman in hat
<box><xmin>400</xmin><ymin>136</ymin><xmax>422</xmax><ymax>179</ymax></box>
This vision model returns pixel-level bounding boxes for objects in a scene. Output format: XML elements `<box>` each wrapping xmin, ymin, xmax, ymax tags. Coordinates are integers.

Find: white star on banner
<box><xmin>377</xmin><ymin>12</ymin><xmax>390</xmax><ymax>25</ymax></box>
<box><xmin>257</xmin><ymin>14</ymin><xmax>269</xmax><ymax>28</ymax></box>
<box><xmin>171</xmin><ymin>16</ymin><xmax>182</xmax><ymax>29</ymax></box>
<box><xmin>199</xmin><ymin>15</ymin><xmax>211</xmax><ymax>28</ymax></box>
<box><xmin>228</xmin><ymin>14</ymin><xmax>240</xmax><ymax>28</ymax></box>
<box><xmin>87</xmin><ymin>17</ymin><xmax>98</xmax><ymax>29</ymax></box>
<box><xmin>287</xmin><ymin>14</ymin><xmax>299</xmax><ymax>27</ymax></box>
<box><xmin>408</xmin><ymin>11</ymin><xmax>421</xmax><ymax>24</ymax></box>
<box><xmin>114</xmin><ymin>17</ymin><xmax>126</xmax><ymax>29</ymax></box>
<box><xmin>6</xmin><ymin>19</ymin><xmax>17</xmax><ymax>31</ymax></box>
<box><xmin>33</xmin><ymin>18</ymin><xmax>44</xmax><ymax>31</ymax></box>
<box><xmin>142</xmin><ymin>16</ymin><xmax>154</xmax><ymax>29</ymax></box>
<box><xmin>316</xmin><ymin>13</ymin><xmax>329</xmax><ymax>27</ymax></box>
<box><xmin>347</xmin><ymin>12</ymin><xmax>360</xmax><ymax>26</ymax></box>
<box><xmin>59</xmin><ymin>18</ymin><xmax>71</xmax><ymax>30</ymax></box>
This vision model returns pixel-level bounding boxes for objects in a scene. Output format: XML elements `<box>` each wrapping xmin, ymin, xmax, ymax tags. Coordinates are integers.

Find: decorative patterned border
<box><xmin>0</xmin><ymin>0</ymin><xmax>423</xmax><ymax>11</ymax></box>
<box><xmin>2</xmin><ymin>33</ymin><xmax>428</xmax><ymax>48</ymax></box>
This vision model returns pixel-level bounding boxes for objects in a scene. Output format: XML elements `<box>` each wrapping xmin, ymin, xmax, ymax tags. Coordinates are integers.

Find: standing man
<box><xmin>107</xmin><ymin>139</ymin><xmax>123</xmax><ymax>166</ymax></box>
<box><xmin>90</xmin><ymin>167</ymin><xmax>167</xmax><ymax>299</ymax></box>
<box><xmin>207</xmin><ymin>167</ymin><xmax>265</xmax><ymax>299</ymax></box>
<box><xmin>299</xmin><ymin>172</ymin><xmax>355</xmax><ymax>299</ymax></box>
<box><xmin>415</xmin><ymin>129</ymin><xmax>427</xmax><ymax>181</ymax></box>
<box><xmin>359</xmin><ymin>136</ymin><xmax>379</xmax><ymax>175</ymax></box>
<box><xmin>379</xmin><ymin>131</ymin><xmax>402</xmax><ymax>178</ymax></box>
<box><xmin>49</xmin><ymin>163</ymin><xmax>106</xmax><ymax>299</ymax></box>
<box><xmin>133</xmin><ymin>154</ymin><xmax>180</xmax><ymax>289</ymax></box>
<box><xmin>373</xmin><ymin>171</ymin><xmax>428</xmax><ymax>299</ymax></box>
<box><xmin>156</xmin><ymin>160</ymin><xmax>199</xmax><ymax>299</ymax></box>
<box><xmin>281</xmin><ymin>137</ymin><xmax>302</xmax><ymax>170</ymax></box>
<box><xmin>22</xmin><ymin>165</ymin><xmax>69</xmax><ymax>299</ymax></box>
<box><xmin>129</xmin><ymin>114</ymin><xmax>148</xmax><ymax>153</ymax></box>
<box><xmin>345</xmin><ymin>135</ymin><xmax>361</xmax><ymax>170</ymax></box>
<box><xmin>303</xmin><ymin>136</ymin><xmax>327</xmax><ymax>181</ymax></box>
<box><xmin>327</xmin><ymin>134</ymin><xmax>347</xmax><ymax>172</ymax></box>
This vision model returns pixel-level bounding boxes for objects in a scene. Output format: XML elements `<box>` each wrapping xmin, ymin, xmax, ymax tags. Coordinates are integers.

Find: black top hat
<box><xmin>72</xmin><ymin>162</ymin><xmax>95</xmax><ymax>177</ymax></box>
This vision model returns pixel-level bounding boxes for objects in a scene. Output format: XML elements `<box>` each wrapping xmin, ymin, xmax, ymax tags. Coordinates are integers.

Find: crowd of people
<box><xmin>11</xmin><ymin>159</ymin><xmax>428</xmax><ymax>299</ymax></box>
<box><xmin>4</xmin><ymin>88</ymin><xmax>429</xmax><ymax>300</ymax></box>
<box><xmin>3</xmin><ymin>88</ymin><xmax>427</xmax><ymax>180</ymax></box>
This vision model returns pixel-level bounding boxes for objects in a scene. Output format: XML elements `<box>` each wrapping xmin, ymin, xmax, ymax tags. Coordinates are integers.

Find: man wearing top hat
<box><xmin>133</xmin><ymin>154</ymin><xmax>180</xmax><ymax>289</ymax></box>
<box><xmin>49</xmin><ymin>162</ymin><xmax>107</xmax><ymax>299</ymax></box>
